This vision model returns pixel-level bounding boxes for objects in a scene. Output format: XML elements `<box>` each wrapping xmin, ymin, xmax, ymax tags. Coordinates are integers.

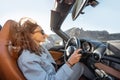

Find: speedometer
<box><xmin>82</xmin><ymin>42</ymin><xmax>91</xmax><ymax>52</ymax></box>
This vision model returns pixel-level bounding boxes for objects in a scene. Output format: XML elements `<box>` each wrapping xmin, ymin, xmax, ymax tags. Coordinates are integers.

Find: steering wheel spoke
<box><xmin>64</xmin><ymin>37</ymin><xmax>81</xmax><ymax>61</ymax></box>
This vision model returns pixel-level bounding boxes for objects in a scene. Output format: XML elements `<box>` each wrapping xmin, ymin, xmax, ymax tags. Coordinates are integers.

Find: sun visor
<box><xmin>50</xmin><ymin>10</ymin><xmax>62</xmax><ymax>31</ymax></box>
<box><xmin>72</xmin><ymin>0</ymin><xmax>88</xmax><ymax>20</ymax></box>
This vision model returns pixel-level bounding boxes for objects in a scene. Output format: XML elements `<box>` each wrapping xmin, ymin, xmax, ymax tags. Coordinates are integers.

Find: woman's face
<box><xmin>31</xmin><ymin>26</ymin><xmax>48</xmax><ymax>44</ymax></box>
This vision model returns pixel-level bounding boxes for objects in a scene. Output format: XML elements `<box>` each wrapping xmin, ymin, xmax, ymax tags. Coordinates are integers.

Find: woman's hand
<box><xmin>66</xmin><ymin>49</ymin><xmax>82</xmax><ymax>67</ymax></box>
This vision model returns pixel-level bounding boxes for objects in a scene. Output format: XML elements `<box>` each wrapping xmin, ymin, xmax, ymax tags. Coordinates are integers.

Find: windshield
<box><xmin>50</xmin><ymin>0</ymin><xmax>120</xmax><ymax>42</ymax></box>
<box><xmin>61</xmin><ymin>0</ymin><xmax>119</xmax><ymax>34</ymax></box>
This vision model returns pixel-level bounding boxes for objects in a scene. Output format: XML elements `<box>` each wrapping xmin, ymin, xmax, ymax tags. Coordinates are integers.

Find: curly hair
<box><xmin>19</xmin><ymin>18</ymin><xmax>43</xmax><ymax>55</ymax></box>
<box><xmin>10</xmin><ymin>17</ymin><xmax>42</xmax><ymax>55</ymax></box>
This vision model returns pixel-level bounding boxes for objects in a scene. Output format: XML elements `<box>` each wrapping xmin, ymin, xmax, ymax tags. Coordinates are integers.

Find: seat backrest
<box><xmin>0</xmin><ymin>20</ymin><xmax>25</xmax><ymax>80</ymax></box>
<box><xmin>0</xmin><ymin>24</ymin><xmax>2</xmax><ymax>30</ymax></box>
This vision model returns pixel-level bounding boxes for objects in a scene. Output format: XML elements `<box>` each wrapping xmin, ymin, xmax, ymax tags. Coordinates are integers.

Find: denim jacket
<box><xmin>18</xmin><ymin>46</ymin><xmax>73</xmax><ymax>80</ymax></box>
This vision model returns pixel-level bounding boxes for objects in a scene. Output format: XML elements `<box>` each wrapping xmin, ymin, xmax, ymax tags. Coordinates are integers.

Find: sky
<box><xmin>0</xmin><ymin>0</ymin><xmax>120</xmax><ymax>34</ymax></box>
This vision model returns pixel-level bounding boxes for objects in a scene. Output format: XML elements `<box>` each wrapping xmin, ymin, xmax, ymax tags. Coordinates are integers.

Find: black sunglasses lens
<box><xmin>41</xmin><ymin>30</ymin><xmax>45</xmax><ymax>35</ymax></box>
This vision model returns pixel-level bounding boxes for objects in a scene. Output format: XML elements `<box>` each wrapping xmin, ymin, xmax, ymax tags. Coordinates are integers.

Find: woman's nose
<box><xmin>44</xmin><ymin>34</ymin><xmax>48</xmax><ymax>38</ymax></box>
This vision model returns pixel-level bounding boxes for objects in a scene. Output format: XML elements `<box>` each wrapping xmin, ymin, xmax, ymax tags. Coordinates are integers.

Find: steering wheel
<box><xmin>64</xmin><ymin>37</ymin><xmax>81</xmax><ymax>62</ymax></box>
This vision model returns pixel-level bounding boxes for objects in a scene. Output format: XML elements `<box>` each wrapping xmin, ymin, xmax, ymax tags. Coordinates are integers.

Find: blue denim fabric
<box><xmin>18</xmin><ymin>46</ymin><xmax>75</xmax><ymax>80</ymax></box>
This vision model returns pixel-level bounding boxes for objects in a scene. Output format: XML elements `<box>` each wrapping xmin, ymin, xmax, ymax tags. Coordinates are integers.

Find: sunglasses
<box><xmin>40</xmin><ymin>30</ymin><xmax>45</xmax><ymax>35</ymax></box>
<box><xmin>33</xmin><ymin>29</ymin><xmax>45</xmax><ymax>35</ymax></box>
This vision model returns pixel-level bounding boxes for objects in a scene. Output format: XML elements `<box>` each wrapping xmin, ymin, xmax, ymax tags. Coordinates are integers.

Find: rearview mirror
<box><xmin>72</xmin><ymin>0</ymin><xmax>88</xmax><ymax>20</ymax></box>
<box><xmin>72</xmin><ymin>0</ymin><xmax>99</xmax><ymax>20</ymax></box>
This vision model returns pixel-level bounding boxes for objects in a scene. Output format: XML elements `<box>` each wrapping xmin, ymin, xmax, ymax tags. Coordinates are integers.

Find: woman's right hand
<box><xmin>66</xmin><ymin>49</ymin><xmax>82</xmax><ymax>67</ymax></box>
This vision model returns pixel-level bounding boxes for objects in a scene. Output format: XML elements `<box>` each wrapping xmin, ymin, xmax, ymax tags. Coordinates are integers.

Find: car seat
<box><xmin>0</xmin><ymin>20</ymin><xmax>25</xmax><ymax>80</ymax></box>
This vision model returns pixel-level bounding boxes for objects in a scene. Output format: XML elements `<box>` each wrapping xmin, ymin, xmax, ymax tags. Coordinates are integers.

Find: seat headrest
<box><xmin>0</xmin><ymin>20</ymin><xmax>25</xmax><ymax>80</ymax></box>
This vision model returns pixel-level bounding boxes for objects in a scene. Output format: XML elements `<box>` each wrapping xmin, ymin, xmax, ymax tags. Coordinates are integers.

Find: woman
<box><xmin>17</xmin><ymin>17</ymin><xmax>84</xmax><ymax>80</ymax></box>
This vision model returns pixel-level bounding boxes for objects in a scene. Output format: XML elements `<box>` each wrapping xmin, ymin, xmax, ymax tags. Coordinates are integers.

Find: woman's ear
<box><xmin>30</xmin><ymin>33</ymin><xmax>34</xmax><ymax>39</ymax></box>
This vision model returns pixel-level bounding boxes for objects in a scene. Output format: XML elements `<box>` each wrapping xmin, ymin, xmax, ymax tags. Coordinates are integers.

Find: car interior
<box><xmin>0</xmin><ymin>0</ymin><xmax>120</xmax><ymax>80</ymax></box>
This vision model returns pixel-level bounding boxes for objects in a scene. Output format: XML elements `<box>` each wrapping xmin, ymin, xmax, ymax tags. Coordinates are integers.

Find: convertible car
<box><xmin>50</xmin><ymin>0</ymin><xmax>120</xmax><ymax>80</ymax></box>
<box><xmin>0</xmin><ymin>0</ymin><xmax>120</xmax><ymax>80</ymax></box>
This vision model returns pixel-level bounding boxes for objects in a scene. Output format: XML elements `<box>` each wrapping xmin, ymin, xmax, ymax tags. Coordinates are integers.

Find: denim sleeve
<box><xmin>18</xmin><ymin>57</ymin><xmax>73</xmax><ymax>80</ymax></box>
<box><xmin>56</xmin><ymin>63</ymin><xmax>73</xmax><ymax>79</ymax></box>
